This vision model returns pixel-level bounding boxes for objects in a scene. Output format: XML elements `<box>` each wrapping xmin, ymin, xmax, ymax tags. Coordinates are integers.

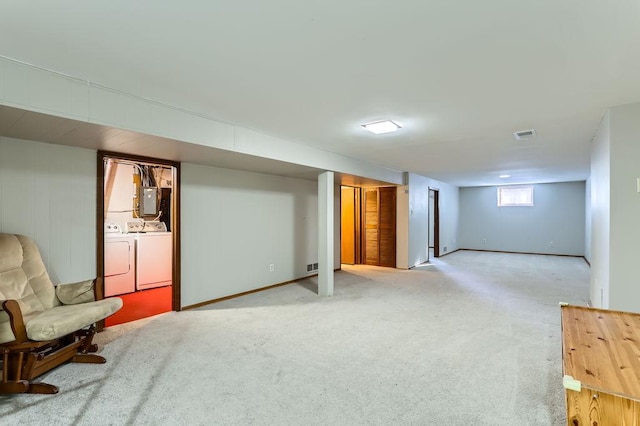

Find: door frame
<box><xmin>340</xmin><ymin>186</ymin><xmax>361</xmax><ymax>265</ymax></box>
<box><xmin>97</xmin><ymin>150</ymin><xmax>182</xmax><ymax>311</ymax></box>
<box><xmin>429</xmin><ymin>188</ymin><xmax>440</xmax><ymax>258</ymax></box>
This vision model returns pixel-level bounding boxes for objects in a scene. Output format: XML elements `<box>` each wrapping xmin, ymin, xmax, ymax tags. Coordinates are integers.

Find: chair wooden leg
<box><xmin>2</xmin><ymin>349</ymin><xmax>9</xmax><ymax>383</ymax></box>
<box><xmin>0</xmin><ymin>380</ymin><xmax>29</xmax><ymax>394</ymax></box>
<box><xmin>76</xmin><ymin>326</ymin><xmax>97</xmax><ymax>354</ymax></box>
<box><xmin>1</xmin><ymin>325</ymin><xmax>109</xmax><ymax>394</ymax></box>
<box><xmin>15</xmin><ymin>352</ymin><xmax>24</xmax><ymax>380</ymax></box>
<box><xmin>27</xmin><ymin>383</ymin><xmax>59</xmax><ymax>394</ymax></box>
<box><xmin>71</xmin><ymin>354</ymin><xmax>106</xmax><ymax>364</ymax></box>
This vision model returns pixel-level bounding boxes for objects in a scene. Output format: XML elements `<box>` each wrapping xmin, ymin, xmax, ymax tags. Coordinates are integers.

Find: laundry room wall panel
<box><xmin>0</xmin><ymin>138</ymin><xmax>35</xmax><ymax>237</ymax></box>
<box><xmin>0</xmin><ymin>136</ymin><xmax>96</xmax><ymax>284</ymax></box>
<box><xmin>32</xmin><ymin>143</ymin><xmax>52</xmax><ymax>268</ymax></box>
<box><xmin>181</xmin><ymin>163</ymin><xmax>318</xmax><ymax>306</ymax></box>
<box><xmin>66</xmin><ymin>148</ymin><xmax>95</xmax><ymax>280</ymax></box>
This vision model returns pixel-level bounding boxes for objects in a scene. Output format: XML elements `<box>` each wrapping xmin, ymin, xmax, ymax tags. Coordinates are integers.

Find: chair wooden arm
<box><xmin>2</xmin><ymin>300</ymin><xmax>28</xmax><ymax>344</ymax></box>
<box><xmin>94</xmin><ymin>276</ymin><xmax>103</xmax><ymax>301</ymax></box>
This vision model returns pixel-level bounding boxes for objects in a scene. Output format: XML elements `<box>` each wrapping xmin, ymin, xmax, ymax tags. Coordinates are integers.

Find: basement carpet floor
<box><xmin>0</xmin><ymin>251</ymin><xmax>590</xmax><ymax>425</ymax></box>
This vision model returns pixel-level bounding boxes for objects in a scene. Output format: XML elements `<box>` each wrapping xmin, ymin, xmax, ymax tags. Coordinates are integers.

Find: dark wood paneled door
<box><xmin>362</xmin><ymin>187</ymin><xmax>396</xmax><ymax>267</ymax></box>
<box><xmin>363</xmin><ymin>188</ymin><xmax>379</xmax><ymax>265</ymax></box>
<box><xmin>378</xmin><ymin>187</ymin><xmax>396</xmax><ymax>267</ymax></box>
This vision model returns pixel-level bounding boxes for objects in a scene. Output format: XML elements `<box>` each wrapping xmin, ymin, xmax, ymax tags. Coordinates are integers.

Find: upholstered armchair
<box><xmin>0</xmin><ymin>233</ymin><xmax>122</xmax><ymax>394</ymax></box>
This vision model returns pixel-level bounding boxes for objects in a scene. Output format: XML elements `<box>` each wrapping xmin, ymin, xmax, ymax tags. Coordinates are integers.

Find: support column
<box><xmin>318</xmin><ymin>171</ymin><xmax>334</xmax><ymax>296</ymax></box>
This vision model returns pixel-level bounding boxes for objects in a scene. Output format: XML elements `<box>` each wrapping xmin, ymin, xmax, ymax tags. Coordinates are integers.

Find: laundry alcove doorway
<box><xmin>97</xmin><ymin>151</ymin><xmax>181</xmax><ymax>326</ymax></box>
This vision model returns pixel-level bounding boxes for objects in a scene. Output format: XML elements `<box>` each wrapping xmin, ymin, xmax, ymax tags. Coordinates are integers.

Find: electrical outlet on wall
<box><xmin>269</xmin><ymin>264</ymin><xmax>275</xmax><ymax>272</ymax></box>
<box><xmin>482</xmin><ymin>238</ymin><xmax>487</xmax><ymax>244</ymax></box>
<box><xmin>549</xmin><ymin>241</ymin><xmax>555</xmax><ymax>247</ymax></box>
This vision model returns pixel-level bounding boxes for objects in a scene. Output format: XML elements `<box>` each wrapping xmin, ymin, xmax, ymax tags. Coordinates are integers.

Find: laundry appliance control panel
<box><xmin>125</xmin><ymin>221</ymin><xmax>167</xmax><ymax>233</ymax></box>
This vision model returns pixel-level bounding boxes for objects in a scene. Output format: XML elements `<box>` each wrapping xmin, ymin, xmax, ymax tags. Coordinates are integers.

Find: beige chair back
<box><xmin>0</xmin><ymin>234</ymin><xmax>61</xmax><ymax>343</ymax></box>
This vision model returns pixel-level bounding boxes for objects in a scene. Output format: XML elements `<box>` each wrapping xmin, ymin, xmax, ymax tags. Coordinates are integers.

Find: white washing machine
<box><xmin>135</xmin><ymin>232</ymin><xmax>172</xmax><ymax>291</ymax></box>
<box><xmin>104</xmin><ymin>223</ymin><xmax>136</xmax><ymax>297</ymax></box>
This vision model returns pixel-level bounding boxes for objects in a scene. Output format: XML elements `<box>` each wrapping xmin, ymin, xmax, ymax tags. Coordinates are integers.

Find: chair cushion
<box><xmin>0</xmin><ymin>235</ymin><xmax>47</xmax><ymax>316</ymax></box>
<box><xmin>26</xmin><ymin>298</ymin><xmax>123</xmax><ymax>341</ymax></box>
<box><xmin>16</xmin><ymin>235</ymin><xmax>59</xmax><ymax>310</ymax></box>
<box><xmin>56</xmin><ymin>279</ymin><xmax>96</xmax><ymax>305</ymax></box>
<box><xmin>0</xmin><ymin>234</ymin><xmax>59</xmax><ymax>314</ymax></box>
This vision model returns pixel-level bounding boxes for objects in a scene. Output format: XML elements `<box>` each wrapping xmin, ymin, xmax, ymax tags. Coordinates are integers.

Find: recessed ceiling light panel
<box><xmin>499</xmin><ymin>174</ymin><xmax>511</xmax><ymax>178</ymax></box>
<box><xmin>362</xmin><ymin>120</ymin><xmax>401</xmax><ymax>135</ymax></box>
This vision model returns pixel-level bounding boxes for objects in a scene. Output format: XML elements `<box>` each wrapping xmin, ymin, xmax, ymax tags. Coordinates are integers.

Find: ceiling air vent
<box><xmin>513</xmin><ymin>129</ymin><xmax>536</xmax><ymax>141</ymax></box>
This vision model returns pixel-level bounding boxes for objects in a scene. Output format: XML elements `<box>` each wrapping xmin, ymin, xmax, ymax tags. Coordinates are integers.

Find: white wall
<box><xmin>590</xmin><ymin>112</ymin><xmax>610</xmax><ymax>308</ymax></box>
<box><xmin>0</xmin><ymin>136</ymin><xmax>338</xmax><ymax>307</ymax></box>
<box><xmin>181</xmin><ymin>163</ymin><xmax>319</xmax><ymax>306</ymax></box>
<box><xmin>403</xmin><ymin>173</ymin><xmax>459</xmax><ymax>268</ymax></box>
<box><xmin>608</xmin><ymin>103</ymin><xmax>640</xmax><ymax>312</ymax></box>
<box><xmin>584</xmin><ymin>177</ymin><xmax>592</xmax><ymax>264</ymax></box>
<box><xmin>0</xmin><ymin>136</ymin><xmax>95</xmax><ymax>284</ymax></box>
<box><xmin>459</xmin><ymin>182</ymin><xmax>585</xmax><ymax>256</ymax></box>
<box><xmin>396</xmin><ymin>185</ymin><xmax>409</xmax><ymax>269</ymax></box>
<box><xmin>590</xmin><ymin>103</ymin><xmax>640</xmax><ymax>312</ymax></box>
<box><xmin>0</xmin><ymin>56</ymin><xmax>403</xmax><ymax>186</ymax></box>
<box><xmin>105</xmin><ymin>163</ymin><xmax>135</xmax><ymax>229</ymax></box>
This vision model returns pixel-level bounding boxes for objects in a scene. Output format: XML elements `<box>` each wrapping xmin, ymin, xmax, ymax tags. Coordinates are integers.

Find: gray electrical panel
<box><xmin>140</xmin><ymin>187</ymin><xmax>158</xmax><ymax>215</ymax></box>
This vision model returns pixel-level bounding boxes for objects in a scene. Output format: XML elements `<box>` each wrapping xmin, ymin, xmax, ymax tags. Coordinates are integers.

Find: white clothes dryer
<box><xmin>104</xmin><ymin>223</ymin><xmax>136</xmax><ymax>296</ymax></box>
<box><xmin>135</xmin><ymin>232</ymin><xmax>172</xmax><ymax>291</ymax></box>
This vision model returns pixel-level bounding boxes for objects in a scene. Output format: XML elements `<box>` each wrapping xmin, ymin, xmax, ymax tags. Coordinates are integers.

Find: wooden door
<box><xmin>362</xmin><ymin>187</ymin><xmax>396</xmax><ymax>267</ymax></box>
<box><xmin>378</xmin><ymin>187</ymin><xmax>396</xmax><ymax>267</ymax></box>
<box><xmin>363</xmin><ymin>189</ymin><xmax>379</xmax><ymax>265</ymax></box>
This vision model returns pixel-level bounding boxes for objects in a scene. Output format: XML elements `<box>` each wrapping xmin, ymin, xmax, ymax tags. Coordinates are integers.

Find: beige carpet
<box><xmin>0</xmin><ymin>250</ymin><xmax>590</xmax><ymax>425</ymax></box>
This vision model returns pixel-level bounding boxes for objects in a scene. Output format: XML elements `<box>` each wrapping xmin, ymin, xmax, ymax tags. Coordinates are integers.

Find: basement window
<box><xmin>497</xmin><ymin>185</ymin><xmax>533</xmax><ymax>207</ymax></box>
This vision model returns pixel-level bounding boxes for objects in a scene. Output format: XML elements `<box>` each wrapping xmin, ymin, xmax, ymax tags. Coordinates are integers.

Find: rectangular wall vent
<box><xmin>513</xmin><ymin>129</ymin><xmax>536</xmax><ymax>140</ymax></box>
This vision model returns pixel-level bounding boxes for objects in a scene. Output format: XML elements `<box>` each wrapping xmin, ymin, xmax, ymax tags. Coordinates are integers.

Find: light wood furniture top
<box><xmin>561</xmin><ymin>305</ymin><xmax>640</xmax><ymax>401</ymax></box>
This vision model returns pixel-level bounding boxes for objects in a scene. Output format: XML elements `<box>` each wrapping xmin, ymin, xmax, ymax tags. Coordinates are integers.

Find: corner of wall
<box><xmin>396</xmin><ymin>185</ymin><xmax>409</xmax><ymax>269</ymax></box>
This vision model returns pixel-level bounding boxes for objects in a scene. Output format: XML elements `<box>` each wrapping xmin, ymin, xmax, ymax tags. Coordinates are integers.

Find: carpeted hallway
<box><xmin>0</xmin><ymin>250</ymin><xmax>589</xmax><ymax>425</ymax></box>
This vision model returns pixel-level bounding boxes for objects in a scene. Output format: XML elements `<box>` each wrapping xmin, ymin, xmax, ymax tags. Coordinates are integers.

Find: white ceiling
<box><xmin>1</xmin><ymin>1</ymin><xmax>640</xmax><ymax>187</ymax></box>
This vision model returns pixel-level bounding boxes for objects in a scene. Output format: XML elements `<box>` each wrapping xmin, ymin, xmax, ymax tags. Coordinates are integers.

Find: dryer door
<box><xmin>105</xmin><ymin>240</ymin><xmax>135</xmax><ymax>296</ymax></box>
<box><xmin>105</xmin><ymin>241</ymin><xmax>131</xmax><ymax>276</ymax></box>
